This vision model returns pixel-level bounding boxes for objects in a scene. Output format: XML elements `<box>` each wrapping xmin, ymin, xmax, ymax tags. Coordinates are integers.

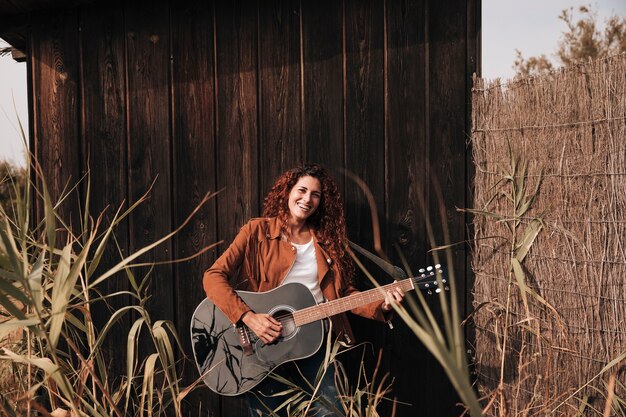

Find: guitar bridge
<box><xmin>236</xmin><ymin>324</ymin><xmax>254</xmax><ymax>356</ymax></box>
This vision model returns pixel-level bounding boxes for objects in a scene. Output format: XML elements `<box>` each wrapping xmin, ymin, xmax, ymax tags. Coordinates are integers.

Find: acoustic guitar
<box><xmin>190</xmin><ymin>265</ymin><xmax>445</xmax><ymax>395</ymax></box>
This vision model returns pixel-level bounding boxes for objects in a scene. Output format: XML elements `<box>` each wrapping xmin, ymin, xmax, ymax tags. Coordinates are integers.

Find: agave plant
<box><xmin>0</xmin><ymin>151</ymin><xmax>217</xmax><ymax>417</ymax></box>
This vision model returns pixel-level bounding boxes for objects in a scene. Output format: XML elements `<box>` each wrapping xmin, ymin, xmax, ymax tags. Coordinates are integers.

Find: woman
<box><xmin>203</xmin><ymin>164</ymin><xmax>404</xmax><ymax>417</ymax></box>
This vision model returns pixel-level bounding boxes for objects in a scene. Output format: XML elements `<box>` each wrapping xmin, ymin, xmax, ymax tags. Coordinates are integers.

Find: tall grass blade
<box><xmin>0</xmin><ymin>215</ymin><xmax>23</xmax><ymax>278</ymax></box>
<box><xmin>140</xmin><ymin>353</ymin><xmax>159</xmax><ymax>417</ymax></box>
<box><xmin>1</xmin><ymin>349</ymin><xmax>74</xmax><ymax>402</ymax></box>
<box><xmin>49</xmin><ymin>232</ymin><xmax>93</xmax><ymax>349</ymax></box>
<box><xmin>514</xmin><ymin>218</ymin><xmax>543</xmax><ymax>263</ymax></box>
<box><xmin>40</xmin><ymin>174</ymin><xmax>56</xmax><ymax>253</ymax></box>
<box><xmin>152</xmin><ymin>321</ymin><xmax>180</xmax><ymax>415</ymax></box>
<box><xmin>553</xmin><ymin>350</ymin><xmax>626</xmax><ymax>413</ymax></box>
<box><xmin>86</xmin><ymin>204</ymin><xmax>124</xmax><ymax>279</ymax></box>
<box><xmin>49</xmin><ymin>244</ymin><xmax>72</xmax><ymax>347</ymax></box>
<box><xmin>125</xmin><ymin>317</ymin><xmax>145</xmax><ymax>412</ymax></box>
<box><xmin>0</xmin><ymin>317</ymin><xmax>39</xmax><ymax>341</ymax></box>
<box><xmin>27</xmin><ymin>249</ymin><xmax>45</xmax><ymax>312</ymax></box>
<box><xmin>0</xmin><ymin>281</ymin><xmax>28</xmax><ymax>319</ymax></box>
<box><xmin>91</xmin><ymin>305</ymin><xmax>141</xmax><ymax>355</ymax></box>
<box><xmin>88</xmin><ymin>190</ymin><xmax>218</xmax><ymax>290</ymax></box>
<box><xmin>510</xmin><ymin>258</ymin><xmax>531</xmax><ymax>317</ymax></box>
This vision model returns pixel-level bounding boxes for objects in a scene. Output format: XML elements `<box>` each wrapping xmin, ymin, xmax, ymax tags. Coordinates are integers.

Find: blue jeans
<box><xmin>246</xmin><ymin>346</ymin><xmax>342</xmax><ymax>417</ymax></box>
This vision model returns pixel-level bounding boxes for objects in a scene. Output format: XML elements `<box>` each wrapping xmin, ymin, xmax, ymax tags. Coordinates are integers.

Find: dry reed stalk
<box><xmin>471</xmin><ymin>54</ymin><xmax>626</xmax><ymax>416</ymax></box>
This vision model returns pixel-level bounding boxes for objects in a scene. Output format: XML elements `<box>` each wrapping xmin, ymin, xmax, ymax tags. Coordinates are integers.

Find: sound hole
<box><xmin>269</xmin><ymin>306</ymin><xmax>298</xmax><ymax>341</ymax></box>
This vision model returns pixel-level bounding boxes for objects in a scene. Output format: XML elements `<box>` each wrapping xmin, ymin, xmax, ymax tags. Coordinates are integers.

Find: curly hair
<box><xmin>262</xmin><ymin>164</ymin><xmax>355</xmax><ymax>283</ymax></box>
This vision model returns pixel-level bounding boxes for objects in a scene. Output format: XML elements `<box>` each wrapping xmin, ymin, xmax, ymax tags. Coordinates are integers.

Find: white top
<box><xmin>281</xmin><ymin>238</ymin><xmax>324</xmax><ymax>303</ymax></box>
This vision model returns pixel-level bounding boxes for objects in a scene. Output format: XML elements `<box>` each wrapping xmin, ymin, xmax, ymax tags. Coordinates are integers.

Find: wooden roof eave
<box><xmin>0</xmin><ymin>0</ymin><xmax>96</xmax><ymax>17</ymax></box>
<box><xmin>0</xmin><ymin>13</ymin><xmax>29</xmax><ymax>61</ymax></box>
<box><xmin>0</xmin><ymin>0</ymin><xmax>96</xmax><ymax>60</ymax></box>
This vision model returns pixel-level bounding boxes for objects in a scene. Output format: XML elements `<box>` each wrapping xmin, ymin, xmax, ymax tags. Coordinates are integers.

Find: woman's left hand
<box><xmin>382</xmin><ymin>284</ymin><xmax>405</xmax><ymax>312</ymax></box>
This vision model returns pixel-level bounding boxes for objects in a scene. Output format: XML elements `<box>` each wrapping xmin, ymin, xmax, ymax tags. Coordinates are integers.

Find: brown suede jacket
<box><xmin>202</xmin><ymin>217</ymin><xmax>388</xmax><ymax>345</ymax></box>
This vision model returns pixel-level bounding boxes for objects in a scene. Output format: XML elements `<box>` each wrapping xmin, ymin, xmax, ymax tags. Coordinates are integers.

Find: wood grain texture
<box><xmin>215</xmin><ymin>0</ymin><xmax>259</xmax><ymax>242</ymax></box>
<box><xmin>31</xmin><ymin>8</ymin><xmax>81</xmax><ymax>228</ymax></box>
<box><xmin>300</xmin><ymin>0</ymin><xmax>343</xmax><ymax>181</ymax></box>
<box><xmin>384</xmin><ymin>0</ymin><xmax>436</xmax><ymax>413</ymax></box>
<box><xmin>0</xmin><ymin>0</ymin><xmax>94</xmax><ymax>17</ymax></box>
<box><xmin>79</xmin><ymin>1</ymin><xmax>129</xmax><ymax>377</ymax></box>
<box><xmin>340</xmin><ymin>0</ymin><xmax>393</xmax><ymax>410</ymax></box>
<box><xmin>214</xmin><ymin>1</ymin><xmax>259</xmax><ymax>414</ymax></box>
<box><xmin>464</xmin><ymin>0</ymin><xmax>480</xmax><ymax>325</ymax></box>
<box><xmin>343</xmin><ymin>0</ymin><xmax>385</xmax><ymax>253</ymax></box>
<box><xmin>170</xmin><ymin>0</ymin><xmax>220</xmax><ymax>413</ymax></box>
<box><xmin>25</xmin><ymin>1</ymin><xmax>480</xmax><ymax>415</ymax></box>
<box><xmin>423</xmin><ymin>0</ymin><xmax>469</xmax><ymax>415</ymax></box>
<box><xmin>427</xmin><ymin>0</ymin><xmax>468</xmax><ymax>304</ymax></box>
<box><xmin>258</xmin><ymin>0</ymin><xmax>303</xmax><ymax>200</ymax></box>
<box><xmin>385</xmin><ymin>0</ymin><xmax>428</xmax><ymax>273</ymax></box>
<box><xmin>124</xmin><ymin>0</ymin><xmax>173</xmax><ymax>320</ymax></box>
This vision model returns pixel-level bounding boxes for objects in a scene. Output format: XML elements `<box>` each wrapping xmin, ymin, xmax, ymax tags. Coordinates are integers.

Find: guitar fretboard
<box><xmin>293</xmin><ymin>279</ymin><xmax>416</xmax><ymax>326</ymax></box>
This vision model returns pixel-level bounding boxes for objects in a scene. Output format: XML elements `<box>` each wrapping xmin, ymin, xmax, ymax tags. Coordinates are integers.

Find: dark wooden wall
<box><xmin>28</xmin><ymin>0</ymin><xmax>480</xmax><ymax>415</ymax></box>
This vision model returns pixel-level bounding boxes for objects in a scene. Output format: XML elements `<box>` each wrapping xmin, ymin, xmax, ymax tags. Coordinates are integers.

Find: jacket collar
<box><xmin>266</xmin><ymin>217</ymin><xmax>283</xmax><ymax>239</ymax></box>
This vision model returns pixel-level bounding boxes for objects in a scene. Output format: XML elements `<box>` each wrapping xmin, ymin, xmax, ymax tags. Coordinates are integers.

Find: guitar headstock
<box><xmin>413</xmin><ymin>264</ymin><xmax>448</xmax><ymax>295</ymax></box>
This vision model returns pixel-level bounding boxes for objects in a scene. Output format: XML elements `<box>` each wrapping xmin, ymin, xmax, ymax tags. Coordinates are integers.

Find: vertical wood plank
<box><xmin>258</xmin><ymin>0</ymin><xmax>302</xmax><ymax>197</ymax></box>
<box><xmin>31</xmin><ymin>9</ymin><xmax>81</xmax><ymax>227</ymax></box>
<box><xmin>385</xmin><ymin>0</ymin><xmax>434</xmax><ymax>414</ymax></box>
<box><xmin>125</xmin><ymin>0</ymin><xmax>173</xmax><ymax>321</ymax></box>
<box><xmin>428</xmin><ymin>0</ymin><xmax>468</xmax><ymax>309</ymax></box>
<box><xmin>79</xmin><ymin>2</ymin><xmax>129</xmax><ymax>377</ymax></box>
<box><xmin>343</xmin><ymin>0</ymin><xmax>385</xmax><ymax>259</ymax></box>
<box><xmin>170</xmin><ymin>0</ymin><xmax>220</xmax><ymax>414</ymax></box>
<box><xmin>424</xmin><ymin>0</ymin><xmax>469</xmax><ymax>415</ymax></box>
<box><xmin>301</xmin><ymin>0</ymin><xmax>343</xmax><ymax>180</ymax></box>
<box><xmin>464</xmin><ymin>0</ymin><xmax>480</xmax><ymax>368</ymax></box>
<box><xmin>342</xmin><ymin>0</ymin><xmax>388</xmax><ymax>408</ymax></box>
<box><xmin>215</xmin><ymin>1</ymin><xmax>259</xmax><ymax>414</ymax></box>
<box><xmin>385</xmin><ymin>0</ymin><xmax>428</xmax><ymax>276</ymax></box>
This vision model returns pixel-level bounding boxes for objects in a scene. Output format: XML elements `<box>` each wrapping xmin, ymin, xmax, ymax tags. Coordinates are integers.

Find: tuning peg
<box><xmin>435</xmin><ymin>264</ymin><xmax>441</xmax><ymax>269</ymax></box>
<box><xmin>418</xmin><ymin>268</ymin><xmax>425</xmax><ymax>274</ymax></box>
<box><xmin>435</xmin><ymin>288</ymin><xmax>442</xmax><ymax>293</ymax></box>
<box><xmin>426</xmin><ymin>266</ymin><xmax>433</xmax><ymax>272</ymax></box>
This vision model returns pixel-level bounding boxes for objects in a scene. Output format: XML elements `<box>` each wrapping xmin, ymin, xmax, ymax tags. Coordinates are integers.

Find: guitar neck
<box><xmin>293</xmin><ymin>279</ymin><xmax>415</xmax><ymax>326</ymax></box>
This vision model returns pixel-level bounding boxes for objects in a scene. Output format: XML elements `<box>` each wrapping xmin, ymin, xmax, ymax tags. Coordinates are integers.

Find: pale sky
<box><xmin>2</xmin><ymin>1</ymin><xmax>626</xmax><ymax>167</ymax></box>
<box><xmin>0</xmin><ymin>39</ymin><xmax>28</xmax><ymax>167</ymax></box>
<box><xmin>482</xmin><ymin>0</ymin><xmax>626</xmax><ymax>79</ymax></box>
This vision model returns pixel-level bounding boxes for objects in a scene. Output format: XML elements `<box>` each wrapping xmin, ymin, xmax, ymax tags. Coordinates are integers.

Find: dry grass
<box><xmin>471</xmin><ymin>54</ymin><xmax>626</xmax><ymax>416</ymax></box>
<box><xmin>0</xmin><ymin>303</ymin><xmax>25</xmax><ymax>398</ymax></box>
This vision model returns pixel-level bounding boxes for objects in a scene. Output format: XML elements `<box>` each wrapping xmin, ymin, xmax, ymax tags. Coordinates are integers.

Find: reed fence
<box><xmin>471</xmin><ymin>54</ymin><xmax>626</xmax><ymax>416</ymax></box>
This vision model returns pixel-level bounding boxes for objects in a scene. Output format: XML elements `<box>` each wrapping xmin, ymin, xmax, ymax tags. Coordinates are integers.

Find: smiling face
<box><xmin>287</xmin><ymin>176</ymin><xmax>322</xmax><ymax>224</ymax></box>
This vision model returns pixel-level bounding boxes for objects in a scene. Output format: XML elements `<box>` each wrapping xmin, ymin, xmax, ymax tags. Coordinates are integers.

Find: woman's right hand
<box><xmin>241</xmin><ymin>311</ymin><xmax>283</xmax><ymax>344</ymax></box>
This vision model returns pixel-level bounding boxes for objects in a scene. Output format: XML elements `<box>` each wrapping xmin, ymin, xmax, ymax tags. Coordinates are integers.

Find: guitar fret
<box><xmin>294</xmin><ymin>278</ymin><xmax>421</xmax><ymax>326</ymax></box>
<box><xmin>292</xmin><ymin>271</ymin><xmax>447</xmax><ymax>327</ymax></box>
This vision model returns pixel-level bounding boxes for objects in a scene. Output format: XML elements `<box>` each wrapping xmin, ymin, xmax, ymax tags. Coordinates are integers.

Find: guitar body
<box><xmin>191</xmin><ymin>265</ymin><xmax>445</xmax><ymax>396</ymax></box>
<box><xmin>190</xmin><ymin>283</ymin><xmax>324</xmax><ymax>396</ymax></box>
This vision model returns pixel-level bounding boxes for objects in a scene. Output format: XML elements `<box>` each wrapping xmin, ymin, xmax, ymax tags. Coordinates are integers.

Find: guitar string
<box><xmin>239</xmin><ymin>274</ymin><xmax>443</xmax><ymax>343</ymax></box>
<box><xmin>240</xmin><ymin>279</ymin><xmax>417</xmax><ymax>342</ymax></box>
